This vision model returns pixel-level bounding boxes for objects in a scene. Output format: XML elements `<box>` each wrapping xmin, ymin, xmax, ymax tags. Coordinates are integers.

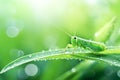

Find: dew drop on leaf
<box><xmin>71</xmin><ymin>68</ymin><xmax>76</xmax><ymax>73</ymax></box>
<box><xmin>28</xmin><ymin>55</ymin><xmax>32</xmax><ymax>58</ymax></box>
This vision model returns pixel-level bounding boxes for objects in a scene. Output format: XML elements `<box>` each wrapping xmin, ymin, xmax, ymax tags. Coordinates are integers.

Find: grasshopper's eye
<box><xmin>74</xmin><ymin>36</ymin><xmax>77</xmax><ymax>39</ymax></box>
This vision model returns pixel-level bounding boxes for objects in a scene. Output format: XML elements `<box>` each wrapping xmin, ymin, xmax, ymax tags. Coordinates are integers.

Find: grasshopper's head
<box><xmin>71</xmin><ymin>36</ymin><xmax>77</xmax><ymax>47</ymax></box>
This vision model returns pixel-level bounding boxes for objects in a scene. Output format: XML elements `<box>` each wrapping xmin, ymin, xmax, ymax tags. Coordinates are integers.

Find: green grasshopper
<box><xmin>65</xmin><ymin>31</ymin><xmax>106</xmax><ymax>52</ymax></box>
<box><xmin>59</xmin><ymin>16</ymin><xmax>116</xmax><ymax>52</ymax></box>
<box><xmin>58</xmin><ymin>28</ymin><xmax>106</xmax><ymax>52</ymax></box>
<box><xmin>66</xmin><ymin>17</ymin><xmax>116</xmax><ymax>52</ymax></box>
<box><xmin>69</xmin><ymin>35</ymin><xmax>106</xmax><ymax>52</ymax></box>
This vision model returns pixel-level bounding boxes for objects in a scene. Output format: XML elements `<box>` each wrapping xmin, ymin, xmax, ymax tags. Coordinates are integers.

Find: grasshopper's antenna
<box><xmin>55</xmin><ymin>27</ymin><xmax>72</xmax><ymax>37</ymax></box>
<box><xmin>74</xmin><ymin>32</ymin><xmax>77</xmax><ymax>36</ymax></box>
<box><xmin>74</xmin><ymin>28</ymin><xmax>77</xmax><ymax>36</ymax></box>
<box><xmin>64</xmin><ymin>31</ymin><xmax>72</xmax><ymax>37</ymax></box>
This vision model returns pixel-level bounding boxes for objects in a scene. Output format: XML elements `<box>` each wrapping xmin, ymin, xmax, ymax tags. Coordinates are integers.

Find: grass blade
<box><xmin>0</xmin><ymin>47</ymin><xmax>120</xmax><ymax>74</ymax></box>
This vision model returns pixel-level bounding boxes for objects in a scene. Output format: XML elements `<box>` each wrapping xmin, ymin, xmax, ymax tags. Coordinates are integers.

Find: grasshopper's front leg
<box><xmin>66</xmin><ymin>44</ymin><xmax>73</xmax><ymax>48</ymax></box>
<box><xmin>65</xmin><ymin>44</ymin><xmax>78</xmax><ymax>54</ymax></box>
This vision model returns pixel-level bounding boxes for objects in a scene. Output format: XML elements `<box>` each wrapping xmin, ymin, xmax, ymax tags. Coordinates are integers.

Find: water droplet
<box><xmin>66</xmin><ymin>59</ymin><xmax>69</xmax><ymax>60</ymax></box>
<box><xmin>42</xmin><ymin>50</ymin><xmax>45</xmax><ymax>53</ymax></box>
<box><xmin>65</xmin><ymin>51</ymin><xmax>69</xmax><ymax>54</ymax></box>
<box><xmin>36</xmin><ymin>58</ymin><xmax>40</xmax><ymax>61</ymax></box>
<box><xmin>55</xmin><ymin>48</ymin><xmax>59</xmax><ymax>51</ymax></box>
<box><xmin>28</xmin><ymin>55</ymin><xmax>32</xmax><ymax>57</ymax></box>
<box><xmin>48</xmin><ymin>49</ymin><xmax>52</xmax><ymax>51</ymax></box>
<box><xmin>71</xmin><ymin>68</ymin><xmax>76</xmax><ymax>73</ymax></box>
<box><xmin>17</xmin><ymin>50</ymin><xmax>24</xmax><ymax>57</ymax></box>
<box><xmin>33</xmin><ymin>59</ymin><xmax>37</xmax><ymax>62</ymax></box>
<box><xmin>25</xmin><ymin>64</ymin><xmax>38</xmax><ymax>76</ymax></box>
<box><xmin>17</xmin><ymin>68</ymin><xmax>27</xmax><ymax>80</ymax></box>
<box><xmin>113</xmin><ymin>61</ymin><xmax>117</xmax><ymax>65</ymax></box>
<box><xmin>78</xmin><ymin>59</ymin><xmax>81</xmax><ymax>61</ymax></box>
<box><xmin>6</xmin><ymin>26</ymin><xmax>19</xmax><ymax>38</ymax></box>
<box><xmin>10</xmin><ymin>49</ymin><xmax>24</xmax><ymax>58</ymax></box>
<box><xmin>117</xmin><ymin>70</ymin><xmax>120</xmax><ymax>77</ymax></box>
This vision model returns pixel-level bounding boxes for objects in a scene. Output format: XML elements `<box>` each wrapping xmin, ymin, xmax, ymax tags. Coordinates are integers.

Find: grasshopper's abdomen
<box><xmin>77</xmin><ymin>37</ymin><xmax>106</xmax><ymax>52</ymax></box>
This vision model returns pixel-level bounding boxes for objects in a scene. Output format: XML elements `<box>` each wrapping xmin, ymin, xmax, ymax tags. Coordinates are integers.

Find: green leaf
<box><xmin>94</xmin><ymin>16</ymin><xmax>117</xmax><ymax>42</ymax></box>
<box><xmin>56</xmin><ymin>60</ymin><xmax>96</xmax><ymax>80</ymax></box>
<box><xmin>1</xmin><ymin>47</ymin><xmax>120</xmax><ymax>74</ymax></box>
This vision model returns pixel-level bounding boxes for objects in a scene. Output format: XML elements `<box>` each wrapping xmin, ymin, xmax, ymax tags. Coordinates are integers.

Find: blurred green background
<box><xmin>0</xmin><ymin>0</ymin><xmax>120</xmax><ymax>80</ymax></box>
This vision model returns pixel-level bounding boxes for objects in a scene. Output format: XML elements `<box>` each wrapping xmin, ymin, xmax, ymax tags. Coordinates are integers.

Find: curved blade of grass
<box><xmin>56</xmin><ymin>47</ymin><xmax>119</xmax><ymax>80</ymax></box>
<box><xmin>94</xmin><ymin>16</ymin><xmax>117</xmax><ymax>42</ymax></box>
<box><xmin>56</xmin><ymin>60</ymin><xmax>96</xmax><ymax>80</ymax></box>
<box><xmin>0</xmin><ymin>48</ymin><xmax>89</xmax><ymax>74</ymax></box>
<box><xmin>1</xmin><ymin>47</ymin><xmax>120</xmax><ymax>74</ymax></box>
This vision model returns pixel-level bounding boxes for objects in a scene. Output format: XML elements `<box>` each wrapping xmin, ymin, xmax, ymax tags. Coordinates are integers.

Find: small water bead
<box><xmin>28</xmin><ymin>55</ymin><xmax>32</xmax><ymax>58</ymax></box>
<box><xmin>37</xmin><ymin>58</ymin><xmax>40</xmax><ymax>61</ymax></box>
<box><xmin>71</xmin><ymin>68</ymin><xmax>76</xmax><ymax>73</ymax></box>
<box><xmin>48</xmin><ymin>49</ymin><xmax>52</xmax><ymax>51</ymax></box>
<box><xmin>33</xmin><ymin>58</ymin><xmax>40</xmax><ymax>62</ymax></box>
<box><xmin>6</xmin><ymin>26</ymin><xmax>20</xmax><ymax>38</ymax></box>
<box><xmin>117</xmin><ymin>70</ymin><xmax>120</xmax><ymax>78</ymax></box>
<box><xmin>78</xmin><ymin>59</ymin><xmax>82</xmax><ymax>61</ymax></box>
<box><xmin>33</xmin><ymin>59</ymin><xmax>37</xmax><ymax>62</ymax></box>
<box><xmin>43</xmin><ymin>59</ymin><xmax>47</xmax><ymax>61</ymax></box>
<box><xmin>65</xmin><ymin>51</ymin><xmax>69</xmax><ymax>54</ymax></box>
<box><xmin>42</xmin><ymin>50</ymin><xmax>45</xmax><ymax>53</ymax></box>
<box><xmin>25</xmin><ymin>64</ymin><xmax>38</xmax><ymax>76</ymax></box>
<box><xmin>55</xmin><ymin>58</ymin><xmax>59</xmax><ymax>60</ymax></box>
<box><xmin>113</xmin><ymin>61</ymin><xmax>117</xmax><ymax>65</ymax></box>
<box><xmin>66</xmin><ymin>58</ymin><xmax>69</xmax><ymax>60</ymax></box>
